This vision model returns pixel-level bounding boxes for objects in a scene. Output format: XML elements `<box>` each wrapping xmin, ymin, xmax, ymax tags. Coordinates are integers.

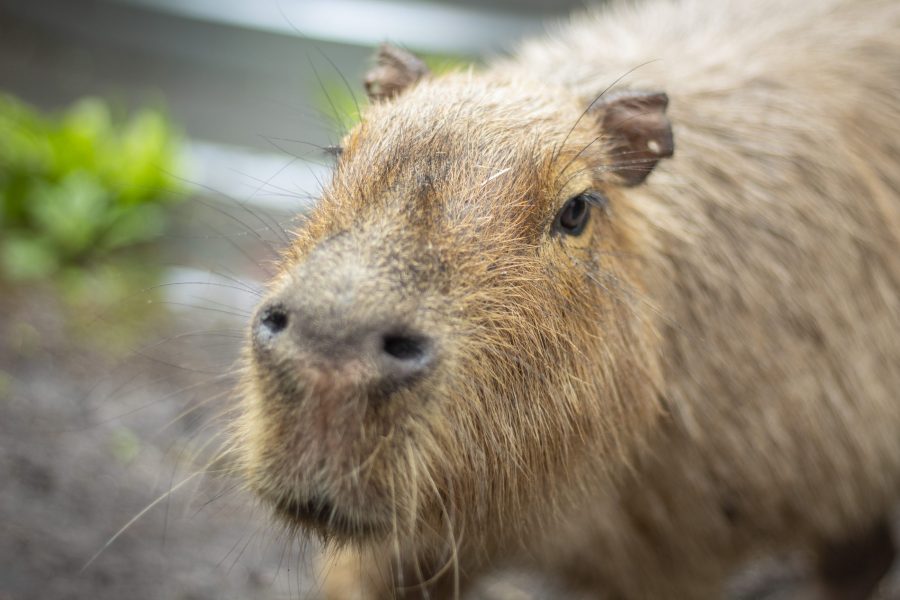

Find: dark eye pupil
<box><xmin>557</xmin><ymin>195</ymin><xmax>589</xmax><ymax>235</ymax></box>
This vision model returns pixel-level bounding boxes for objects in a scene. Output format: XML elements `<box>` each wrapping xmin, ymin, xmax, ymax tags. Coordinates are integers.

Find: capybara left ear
<box><xmin>593</xmin><ymin>91</ymin><xmax>674</xmax><ymax>186</ymax></box>
<box><xmin>364</xmin><ymin>43</ymin><xmax>431</xmax><ymax>102</ymax></box>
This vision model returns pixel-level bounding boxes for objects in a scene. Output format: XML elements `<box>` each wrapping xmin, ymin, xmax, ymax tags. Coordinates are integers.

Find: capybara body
<box><xmin>238</xmin><ymin>0</ymin><xmax>900</xmax><ymax>597</ymax></box>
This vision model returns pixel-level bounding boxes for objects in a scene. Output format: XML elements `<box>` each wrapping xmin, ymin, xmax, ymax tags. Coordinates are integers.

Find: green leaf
<box><xmin>29</xmin><ymin>170</ymin><xmax>110</xmax><ymax>256</ymax></box>
<box><xmin>0</xmin><ymin>93</ymin><xmax>183</xmax><ymax>281</ymax></box>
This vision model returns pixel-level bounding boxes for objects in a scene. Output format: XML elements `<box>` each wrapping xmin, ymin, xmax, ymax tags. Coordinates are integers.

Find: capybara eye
<box><xmin>555</xmin><ymin>194</ymin><xmax>590</xmax><ymax>236</ymax></box>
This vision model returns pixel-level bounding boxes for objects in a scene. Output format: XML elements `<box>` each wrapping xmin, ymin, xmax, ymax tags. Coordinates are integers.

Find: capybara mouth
<box><xmin>273</xmin><ymin>495</ymin><xmax>387</xmax><ymax>539</ymax></box>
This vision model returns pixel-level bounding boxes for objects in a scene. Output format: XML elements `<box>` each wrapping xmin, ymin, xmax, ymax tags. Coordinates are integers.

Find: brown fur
<box><xmin>235</xmin><ymin>0</ymin><xmax>900</xmax><ymax>597</ymax></box>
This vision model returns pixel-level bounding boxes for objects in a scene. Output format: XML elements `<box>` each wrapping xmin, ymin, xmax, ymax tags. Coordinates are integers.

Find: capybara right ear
<box><xmin>592</xmin><ymin>90</ymin><xmax>674</xmax><ymax>186</ymax></box>
<box><xmin>364</xmin><ymin>43</ymin><xmax>431</xmax><ymax>102</ymax></box>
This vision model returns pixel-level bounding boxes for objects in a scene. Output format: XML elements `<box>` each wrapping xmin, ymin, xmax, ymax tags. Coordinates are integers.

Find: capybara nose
<box><xmin>253</xmin><ymin>300</ymin><xmax>435</xmax><ymax>387</ymax></box>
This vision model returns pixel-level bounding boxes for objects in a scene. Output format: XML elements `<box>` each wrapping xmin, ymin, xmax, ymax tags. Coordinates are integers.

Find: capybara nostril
<box><xmin>382</xmin><ymin>332</ymin><xmax>428</xmax><ymax>362</ymax></box>
<box><xmin>255</xmin><ymin>303</ymin><xmax>289</xmax><ymax>343</ymax></box>
<box><xmin>379</xmin><ymin>331</ymin><xmax>434</xmax><ymax>380</ymax></box>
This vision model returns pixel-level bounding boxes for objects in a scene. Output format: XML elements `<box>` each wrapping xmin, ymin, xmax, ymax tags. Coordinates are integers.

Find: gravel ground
<box><xmin>1</xmin><ymin>285</ymin><xmax>897</xmax><ymax>600</ymax></box>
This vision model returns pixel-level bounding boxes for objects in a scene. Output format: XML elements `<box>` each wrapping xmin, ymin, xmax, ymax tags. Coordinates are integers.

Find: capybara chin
<box><xmin>235</xmin><ymin>0</ymin><xmax>900</xmax><ymax>596</ymax></box>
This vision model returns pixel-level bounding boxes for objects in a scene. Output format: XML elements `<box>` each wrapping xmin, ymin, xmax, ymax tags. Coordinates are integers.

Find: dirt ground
<box><xmin>0</xmin><ymin>285</ymin><xmax>317</xmax><ymax>600</ymax></box>
<box><xmin>1</xmin><ymin>281</ymin><xmax>898</xmax><ymax>600</ymax></box>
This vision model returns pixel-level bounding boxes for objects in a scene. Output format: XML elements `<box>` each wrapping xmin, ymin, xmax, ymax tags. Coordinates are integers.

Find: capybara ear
<box><xmin>364</xmin><ymin>43</ymin><xmax>431</xmax><ymax>102</ymax></box>
<box><xmin>593</xmin><ymin>91</ymin><xmax>674</xmax><ymax>186</ymax></box>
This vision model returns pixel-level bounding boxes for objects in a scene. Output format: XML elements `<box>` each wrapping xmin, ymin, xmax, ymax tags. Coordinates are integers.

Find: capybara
<box><xmin>237</xmin><ymin>0</ymin><xmax>900</xmax><ymax>597</ymax></box>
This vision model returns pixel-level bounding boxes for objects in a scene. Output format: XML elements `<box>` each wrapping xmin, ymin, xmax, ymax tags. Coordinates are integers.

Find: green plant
<box><xmin>0</xmin><ymin>94</ymin><xmax>182</xmax><ymax>281</ymax></box>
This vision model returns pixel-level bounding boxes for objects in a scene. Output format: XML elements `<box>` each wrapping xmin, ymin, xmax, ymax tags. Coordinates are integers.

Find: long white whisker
<box><xmin>80</xmin><ymin>471</ymin><xmax>203</xmax><ymax>572</ymax></box>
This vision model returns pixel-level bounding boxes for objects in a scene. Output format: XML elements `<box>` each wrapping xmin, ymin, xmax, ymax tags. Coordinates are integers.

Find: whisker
<box><xmin>317</xmin><ymin>46</ymin><xmax>362</xmax><ymax>123</ymax></box>
<box><xmin>81</xmin><ymin>471</ymin><xmax>203</xmax><ymax>572</ymax></box>
<box><xmin>170</xmin><ymin>178</ymin><xmax>284</xmax><ymax>262</ymax></box>
<box><xmin>554</xmin><ymin>106</ymin><xmax>666</xmax><ymax>192</ymax></box>
<box><xmin>308</xmin><ymin>55</ymin><xmax>349</xmax><ymax>134</ymax></box>
<box><xmin>551</xmin><ymin>60</ymin><xmax>661</xmax><ymax>167</ymax></box>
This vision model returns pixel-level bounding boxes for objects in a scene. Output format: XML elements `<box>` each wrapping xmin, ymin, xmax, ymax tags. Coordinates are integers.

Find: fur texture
<box><xmin>236</xmin><ymin>0</ymin><xmax>900</xmax><ymax>597</ymax></box>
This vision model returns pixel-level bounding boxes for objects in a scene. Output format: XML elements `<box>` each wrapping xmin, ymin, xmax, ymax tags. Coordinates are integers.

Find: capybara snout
<box><xmin>251</xmin><ymin>236</ymin><xmax>438</xmax><ymax>398</ymax></box>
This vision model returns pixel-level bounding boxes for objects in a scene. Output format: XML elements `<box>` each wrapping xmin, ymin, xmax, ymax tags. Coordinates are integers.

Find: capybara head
<box><xmin>238</xmin><ymin>45</ymin><xmax>673</xmax><ymax>550</ymax></box>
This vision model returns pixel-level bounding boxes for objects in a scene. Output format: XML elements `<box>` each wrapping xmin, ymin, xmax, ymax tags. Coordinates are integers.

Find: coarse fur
<box><xmin>235</xmin><ymin>0</ymin><xmax>900</xmax><ymax>597</ymax></box>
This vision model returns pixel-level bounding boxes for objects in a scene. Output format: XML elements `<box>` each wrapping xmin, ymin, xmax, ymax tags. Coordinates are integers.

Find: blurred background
<box><xmin>0</xmin><ymin>1</ymin><xmax>582</xmax><ymax>599</ymax></box>
<box><xmin>2</xmin><ymin>1</ymin><xmax>897</xmax><ymax>599</ymax></box>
